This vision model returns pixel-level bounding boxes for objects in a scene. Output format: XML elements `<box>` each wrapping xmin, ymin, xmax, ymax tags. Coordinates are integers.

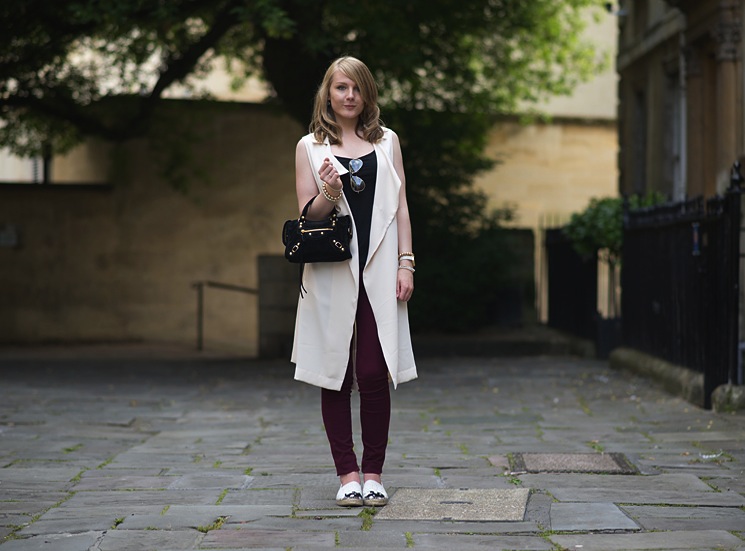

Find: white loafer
<box><xmin>335</xmin><ymin>481</ymin><xmax>363</xmax><ymax>507</ymax></box>
<box><xmin>362</xmin><ymin>479</ymin><xmax>388</xmax><ymax>506</ymax></box>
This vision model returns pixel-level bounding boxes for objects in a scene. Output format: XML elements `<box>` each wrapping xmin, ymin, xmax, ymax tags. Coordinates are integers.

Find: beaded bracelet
<box><xmin>321</xmin><ymin>182</ymin><xmax>343</xmax><ymax>203</ymax></box>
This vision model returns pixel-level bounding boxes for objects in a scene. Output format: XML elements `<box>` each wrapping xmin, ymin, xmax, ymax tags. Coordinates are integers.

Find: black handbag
<box><xmin>282</xmin><ymin>196</ymin><xmax>353</xmax><ymax>263</ymax></box>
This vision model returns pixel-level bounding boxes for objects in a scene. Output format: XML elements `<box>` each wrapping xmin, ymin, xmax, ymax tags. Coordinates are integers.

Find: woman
<box><xmin>291</xmin><ymin>56</ymin><xmax>417</xmax><ymax>507</ymax></box>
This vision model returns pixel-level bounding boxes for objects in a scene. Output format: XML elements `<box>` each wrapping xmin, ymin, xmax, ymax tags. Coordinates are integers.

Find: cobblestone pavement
<box><xmin>1</xmin><ymin>351</ymin><xmax>744</xmax><ymax>550</ymax></box>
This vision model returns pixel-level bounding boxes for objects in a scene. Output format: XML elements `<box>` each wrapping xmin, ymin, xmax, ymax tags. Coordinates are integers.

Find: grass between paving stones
<box><xmin>244</xmin><ymin>467</ymin><xmax>253</xmax><ymax>475</ymax></box>
<box><xmin>215</xmin><ymin>488</ymin><xmax>229</xmax><ymax>504</ymax></box>
<box><xmin>96</xmin><ymin>456</ymin><xmax>115</xmax><ymax>469</ymax></box>
<box><xmin>586</xmin><ymin>439</ymin><xmax>605</xmax><ymax>452</ymax></box>
<box><xmin>70</xmin><ymin>467</ymin><xmax>89</xmax><ymax>483</ymax></box>
<box><xmin>62</xmin><ymin>443</ymin><xmax>84</xmax><ymax>453</ymax></box>
<box><xmin>2</xmin><ymin>492</ymin><xmax>77</xmax><ymax>543</ymax></box>
<box><xmin>197</xmin><ymin>515</ymin><xmax>228</xmax><ymax>533</ymax></box>
<box><xmin>576</xmin><ymin>395</ymin><xmax>593</xmax><ymax>415</ymax></box>
<box><xmin>404</xmin><ymin>532</ymin><xmax>414</xmax><ymax>547</ymax></box>
<box><xmin>111</xmin><ymin>517</ymin><xmax>125</xmax><ymax>529</ymax></box>
<box><xmin>358</xmin><ymin>507</ymin><xmax>377</xmax><ymax>530</ymax></box>
<box><xmin>160</xmin><ymin>505</ymin><xmax>170</xmax><ymax>515</ymax></box>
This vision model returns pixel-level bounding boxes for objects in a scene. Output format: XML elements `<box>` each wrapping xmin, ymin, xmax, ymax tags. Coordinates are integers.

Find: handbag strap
<box><xmin>296</xmin><ymin>194</ymin><xmax>338</xmax><ymax>298</ymax></box>
<box><xmin>300</xmin><ymin>194</ymin><xmax>338</xmax><ymax>221</ymax></box>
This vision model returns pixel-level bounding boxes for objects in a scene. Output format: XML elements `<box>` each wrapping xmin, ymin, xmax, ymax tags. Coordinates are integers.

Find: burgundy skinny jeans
<box><xmin>321</xmin><ymin>286</ymin><xmax>391</xmax><ymax>476</ymax></box>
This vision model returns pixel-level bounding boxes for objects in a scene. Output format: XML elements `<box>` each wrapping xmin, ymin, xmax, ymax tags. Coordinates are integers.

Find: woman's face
<box><xmin>328</xmin><ymin>71</ymin><xmax>364</xmax><ymax>122</ymax></box>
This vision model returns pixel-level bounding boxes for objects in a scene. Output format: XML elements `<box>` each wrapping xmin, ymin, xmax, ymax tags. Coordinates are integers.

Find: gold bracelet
<box><xmin>398</xmin><ymin>252</ymin><xmax>415</xmax><ymax>267</ymax></box>
<box><xmin>321</xmin><ymin>182</ymin><xmax>343</xmax><ymax>203</ymax></box>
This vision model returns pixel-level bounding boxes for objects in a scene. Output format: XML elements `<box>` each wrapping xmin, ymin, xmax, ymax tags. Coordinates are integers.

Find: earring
<box><xmin>327</xmin><ymin>100</ymin><xmax>331</xmax><ymax>108</ymax></box>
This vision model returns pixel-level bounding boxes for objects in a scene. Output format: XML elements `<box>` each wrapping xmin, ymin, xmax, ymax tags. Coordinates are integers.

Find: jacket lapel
<box><xmin>365</xmin><ymin>134</ymin><xmax>400</xmax><ymax>271</ymax></box>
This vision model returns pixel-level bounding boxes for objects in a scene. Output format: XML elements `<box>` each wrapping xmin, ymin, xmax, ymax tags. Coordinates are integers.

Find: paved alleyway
<box><xmin>1</xmin><ymin>351</ymin><xmax>744</xmax><ymax>550</ymax></box>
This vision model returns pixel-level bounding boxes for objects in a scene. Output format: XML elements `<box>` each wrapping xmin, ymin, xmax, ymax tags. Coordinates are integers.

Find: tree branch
<box><xmin>136</xmin><ymin>0</ymin><xmax>243</xmax><ymax>124</ymax></box>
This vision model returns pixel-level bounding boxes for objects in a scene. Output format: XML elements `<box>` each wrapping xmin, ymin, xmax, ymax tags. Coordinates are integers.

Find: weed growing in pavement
<box><xmin>359</xmin><ymin>507</ymin><xmax>377</xmax><ymax>531</ymax></box>
<box><xmin>215</xmin><ymin>488</ymin><xmax>229</xmax><ymax>504</ymax></box>
<box><xmin>160</xmin><ymin>505</ymin><xmax>170</xmax><ymax>515</ymax></box>
<box><xmin>405</xmin><ymin>532</ymin><xmax>414</xmax><ymax>547</ymax></box>
<box><xmin>197</xmin><ymin>516</ymin><xmax>228</xmax><ymax>533</ymax></box>
<box><xmin>62</xmin><ymin>443</ymin><xmax>84</xmax><ymax>454</ymax></box>
<box><xmin>587</xmin><ymin>440</ymin><xmax>605</xmax><ymax>453</ymax></box>
<box><xmin>70</xmin><ymin>468</ymin><xmax>88</xmax><ymax>483</ymax></box>
<box><xmin>577</xmin><ymin>395</ymin><xmax>593</xmax><ymax>416</ymax></box>
<box><xmin>506</xmin><ymin>475</ymin><xmax>523</xmax><ymax>486</ymax></box>
<box><xmin>96</xmin><ymin>456</ymin><xmax>114</xmax><ymax>469</ymax></box>
<box><xmin>111</xmin><ymin>517</ymin><xmax>125</xmax><ymax>529</ymax></box>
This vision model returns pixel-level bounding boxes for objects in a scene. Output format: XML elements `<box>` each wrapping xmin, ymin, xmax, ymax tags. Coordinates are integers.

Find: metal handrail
<box><xmin>191</xmin><ymin>280</ymin><xmax>258</xmax><ymax>351</ymax></box>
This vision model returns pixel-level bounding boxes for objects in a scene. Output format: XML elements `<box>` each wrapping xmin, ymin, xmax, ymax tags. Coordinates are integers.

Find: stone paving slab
<box><xmin>200</xmin><ymin>528</ymin><xmax>336</xmax><ymax>548</ymax></box>
<box><xmin>412</xmin><ymin>534</ymin><xmax>553</xmax><ymax>550</ymax></box>
<box><xmin>621</xmin><ymin>505</ymin><xmax>745</xmax><ymax>531</ymax></box>
<box><xmin>513</xmin><ymin>452</ymin><xmax>636</xmax><ymax>473</ymax></box>
<box><xmin>218</xmin><ymin>488</ymin><xmax>296</xmax><ymax>506</ymax></box>
<box><xmin>1</xmin><ymin>354</ymin><xmax>744</xmax><ymax>550</ymax></box>
<box><xmin>550</xmin><ymin>529</ymin><xmax>745</xmax><ymax>550</ymax></box>
<box><xmin>0</xmin><ymin>467</ymin><xmax>85</xmax><ymax>489</ymax></box>
<box><xmin>550</xmin><ymin>502</ymin><xmax>640</xmax><ymax>531</ymax></box>
<box><xmin>375</xmin><ymin>488</ymin><xmax>530</xmax><ymax>521</ymax></box>
<box><xmin>167</xmin><ymin>473</ymin><xmax>253</xmax><ymax>490</ymax></box>
<box><xmin>366</xmin><ymin>518</ymin><xmax>542</xmax><ymax>534</ymax></box>
<box><xmin>519</xmin><ymin>472</ymin><xmax>745</xmax><ymax>505</ymax></box>
<box><xmin>0</xmin><ymin>492</ymin><xmax>70</xmax><ymax>516</ymax></box>
<box><xmin>0</xmin><ymin>532</ymin><xmax>103</xmax><ymax>551</ymax></box>
<box><xmin>96</xmin><ymin>529</ymin><xmax>203</xmax><ymax>551</ymax></box>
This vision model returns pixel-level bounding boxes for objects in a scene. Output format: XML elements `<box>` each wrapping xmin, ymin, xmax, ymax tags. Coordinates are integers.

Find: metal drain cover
<box><xmin>375</xmin><ymin>488</ymin><xmax>530</xmax><ymax>521</ymax></box>
<box><xmin>511</xmin><ymin>452</ymin><xmax>637</xmax><ymax>474</ymax></box>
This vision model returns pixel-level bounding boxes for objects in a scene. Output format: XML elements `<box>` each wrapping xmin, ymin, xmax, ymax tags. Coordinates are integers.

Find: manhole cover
<box><xmin>511</xmin><ymin>452</ymin><xmax>637</xmax><ymax>474</ymax></box>
<box><xmin>375</xmin><ymin>488</ymin><xmax>530</xmax><ymax>521</ymax></box>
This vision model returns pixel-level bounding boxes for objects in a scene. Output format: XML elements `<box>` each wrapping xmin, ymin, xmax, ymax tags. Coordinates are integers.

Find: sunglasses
<box><xmin>349</xmin><ymin>158</ymin><xmax>365</xmax><ymax>193</ymax></box>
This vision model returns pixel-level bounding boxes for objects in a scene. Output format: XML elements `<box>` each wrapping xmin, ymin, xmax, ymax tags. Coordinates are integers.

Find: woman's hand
<box><xmin>396</xmin><ymin>269</ymin><xmax>414</xmax><ymax>302</ymax></box>
<box><xmin>319</xmin><ymin>158</ymin><xmax>342</xmax><ymax>189</ymax></box>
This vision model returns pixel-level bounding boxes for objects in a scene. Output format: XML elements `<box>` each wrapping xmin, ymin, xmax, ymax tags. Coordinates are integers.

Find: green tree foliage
<box><xmin>564</xmin><ymin>192</ymin><xmax>667</xmax><ymax>267</ymax></box>
<box><xmin>1</xmin><ymin>0</ymin><xmax>605</xmax><ymax>155</ymax></box>
<box><xmin>563</xmin><ymin>192</ymin><xmax>666</xmax><ymax>319</ymax></box>
<box><xmin>386</xmin><ymin>108</ymin><xmax>517</xmax><ymax>331</ymax></box>
<box><xmin>1</xmin><ymin>0</ymin><xmax>606</xmax><ymax>331</ymax></box>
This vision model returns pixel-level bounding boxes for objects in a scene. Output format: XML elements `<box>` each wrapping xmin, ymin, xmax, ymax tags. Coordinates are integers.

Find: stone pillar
<box><xmin>685</xmin><ymin>46</ymin><xmax>706</xmax><ymax>196</ymax></box>
<box><xmin>715</xmin><ymin>1</ymin><xmax>742</xmax><ymax>191</ymax></box>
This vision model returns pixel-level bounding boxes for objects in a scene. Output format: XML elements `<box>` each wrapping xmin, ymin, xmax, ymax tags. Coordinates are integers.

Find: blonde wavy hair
<box><xmin>310</xmin><ymin>56</ymin><xmax>385</xmax><ymax>145</ymax></box>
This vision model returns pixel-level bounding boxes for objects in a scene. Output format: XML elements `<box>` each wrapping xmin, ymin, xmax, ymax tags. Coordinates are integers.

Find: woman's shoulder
<box><xmin>299</xmin><ymin>132</ymin><xmax>329</xmax><ymax>147</ymax></box>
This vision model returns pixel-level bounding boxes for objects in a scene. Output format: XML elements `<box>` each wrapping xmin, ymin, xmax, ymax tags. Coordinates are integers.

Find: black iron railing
<box><xmin>622</xmin><ymin>187</ymin><xmax>742</xmax><ymax>408</ymax></box>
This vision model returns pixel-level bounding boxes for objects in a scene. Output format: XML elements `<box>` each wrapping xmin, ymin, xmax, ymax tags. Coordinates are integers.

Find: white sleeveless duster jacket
<box><xmin>291</xmin><ymin>128</ymin><xmax>417</xmax><ymax>391</ymax></box>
